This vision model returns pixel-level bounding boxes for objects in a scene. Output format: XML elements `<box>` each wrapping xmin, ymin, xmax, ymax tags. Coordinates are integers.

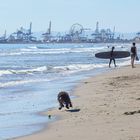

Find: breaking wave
<box><xmin>0</xmin><ymin>46</ymin><xmax>106</xmax><ymax>56</ymax></box>
<box><xmin>0</xmin><ymin>64</ymin><xmax>106</xmax><ymax>76</ymax></box>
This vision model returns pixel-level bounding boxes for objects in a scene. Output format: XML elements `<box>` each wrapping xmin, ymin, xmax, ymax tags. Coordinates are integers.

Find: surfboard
<box><xmin>95</xmin><ymin>51</ymin><xmax>130</xmax><ymax>59</ymax></box>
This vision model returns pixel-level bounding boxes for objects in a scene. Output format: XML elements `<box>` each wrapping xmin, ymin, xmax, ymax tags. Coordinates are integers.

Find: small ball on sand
<box><xmin>48</xmin><ymin>115</ymin><xmax>51</xmax><ymax>119</ymax></box>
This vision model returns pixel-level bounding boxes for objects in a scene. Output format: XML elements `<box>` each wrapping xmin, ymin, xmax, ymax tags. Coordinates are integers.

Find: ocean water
<box><xmin>0</xmin><ymin>43</ymin><xmax>139</xmax><ymax>140</ymax></box>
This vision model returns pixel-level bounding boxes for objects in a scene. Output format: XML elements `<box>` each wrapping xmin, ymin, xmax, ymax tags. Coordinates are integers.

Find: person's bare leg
<box><xmin>113</xmin><ymin>59</ymin><xmax>117</xmax><ymax>67</ymax></box>
<box><xmin>109</xmin><ymin>59</ymin><xmax>112</xmax><ymax>68</ymax></box>
<box><xmin>131</xmin><ymin>57</ymin><xmax>135</xmax><ymax>68</ymax></box>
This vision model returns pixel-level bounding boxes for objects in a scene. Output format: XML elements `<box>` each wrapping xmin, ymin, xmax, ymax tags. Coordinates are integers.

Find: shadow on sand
<box><xmin>66</xmin><ymin>108</ymin><xmax>80</xmax><ymax>112</ymax></box>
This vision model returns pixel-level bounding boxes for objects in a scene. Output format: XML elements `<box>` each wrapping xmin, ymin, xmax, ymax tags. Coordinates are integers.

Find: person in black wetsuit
<box><xmin>131</xmin><ymin>42</ymin><xmax>137</xmax><ymax>68</ymax></box>
<box><xmin>57</xmin><ymin>91</ymin><xmax>72</xmax><ymax>110</ymax></box>
<box><xmin>109</xmin><ymin>46</ymin><xmax>117</xmax><ymax>68</ymax></box>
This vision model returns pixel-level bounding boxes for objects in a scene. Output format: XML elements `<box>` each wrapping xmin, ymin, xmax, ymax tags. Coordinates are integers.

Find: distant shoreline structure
<box><xmin>0</xmin><ymin>21</ymin><xmax>139</xmax><ymax>44</ymax></box>
<box><xmin>0</xmin><ymin>41</ymin><xmax>135</xmax><ymax>45</ymax></box>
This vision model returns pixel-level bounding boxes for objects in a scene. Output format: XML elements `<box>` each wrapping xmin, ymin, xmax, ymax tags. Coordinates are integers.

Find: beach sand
<box><xmin>15</xmin><ymin>65</ymin><xmax>140</xmax><ymax>140</ymax></box>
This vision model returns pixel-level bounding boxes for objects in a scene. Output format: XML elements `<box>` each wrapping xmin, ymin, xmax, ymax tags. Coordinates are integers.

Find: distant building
<box><xmin>91</xmin><ymin>22</ymin><xmax>115</xmax><ymax>43</ymax></box>
<box><xmin>0</xmin><ymin>21</ymin><xmax>131</xmax><ymax>44</ymax></box>
<box><xmin>7</xmin><ymin>22</ymin><xmax>37</xmax><ymax>43</ymax></box>
<box><xmin>42</xmin><ymin>21</ymin><xmax>52</xmax><ymax>42</ymax></box>
<box><xmin>134</xmin><ymin>32</ymin><xmax>140</xmax><ymax>43</ymax></box>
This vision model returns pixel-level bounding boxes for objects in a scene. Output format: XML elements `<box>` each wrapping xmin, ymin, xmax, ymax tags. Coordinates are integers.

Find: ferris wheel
<box><xmin>70</xmin><ymin>23</ymin><xmax>84</xmax><ymax>36</ymax></box>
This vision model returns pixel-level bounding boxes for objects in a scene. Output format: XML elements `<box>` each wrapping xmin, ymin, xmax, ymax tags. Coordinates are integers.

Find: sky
<box><xmin>0</xmin><ymin>0</ymin><xmax>140</xmax><ymax>34</ymax></box>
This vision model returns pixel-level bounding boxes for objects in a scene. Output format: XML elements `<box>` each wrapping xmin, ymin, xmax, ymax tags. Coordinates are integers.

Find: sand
<box><xmin>15</xmin><ymin>65</ymin><xmax>140</xmax><ymax>140</ymax></box>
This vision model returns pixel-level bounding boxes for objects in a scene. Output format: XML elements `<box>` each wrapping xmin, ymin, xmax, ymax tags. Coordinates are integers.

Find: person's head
<box><xmin>112</xmin><ymin>46</ymin><xmax>115</xmax><ymax>50</ymax></box>
<box><xmin>132</xmin><ymin>42</ymin><xmax>135</xmax><ymax>46</ymax></box>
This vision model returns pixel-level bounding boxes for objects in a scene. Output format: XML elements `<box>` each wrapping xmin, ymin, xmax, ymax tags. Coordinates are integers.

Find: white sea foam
<box><xmin>0</xmin><ymin>70</ymin><xmax>13</xmax><ymax>76</ymax></box>
<box><xmin>0</xmin><ymin>78</ymin><xmax>51</xmax><ymax>88</ymax></box>
<box><xmin>10</xmin><ymin>66</ymin><xmax>48</xmax><ymax>74</ymax></box>
<box><xmin>51</xmin><ymin>63</ymin><xmax>108</xmax><ymax>75</ymax></box>
<box><xmin>0</xmin><ymin>66</ymin><xmax>48</xmax><ymax>77</ymax></box>
<box><xmin>0</xmin><ymin>46</ymin><xmax>106</xmax><ymax>56</ymax></box>
<box><xmin>0</xmin><ymin>59</ymin><xmax>132</xmax><ymax>77</ymax></box>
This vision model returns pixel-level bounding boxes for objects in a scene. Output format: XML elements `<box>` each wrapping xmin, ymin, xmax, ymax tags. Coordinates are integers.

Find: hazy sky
<box><xmin>0</xmin><ymin>0</ymin><xmax>140</xmax><ymax>34</ymax></box>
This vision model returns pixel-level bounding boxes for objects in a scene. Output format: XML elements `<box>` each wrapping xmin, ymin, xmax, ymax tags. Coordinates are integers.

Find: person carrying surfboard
<box><xmin>131</xmin><ymin>42</ymin><xmax>138</xmax><ymax>68</ymax></box>
<box><xmin>109</xmin><ymin>46</ymin><xmax>117</xmax><ymax>68</ymax></box>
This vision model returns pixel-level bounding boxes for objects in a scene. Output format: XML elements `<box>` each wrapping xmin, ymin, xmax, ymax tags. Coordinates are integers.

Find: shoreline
<box><xmin>13</xmin><ymin>67</ymin><xmax>110</xmax><ymax>140</ymax></box>
<box><xmin>15</xmin><ymin>64</ymin><xmax>140</xmax><ymax>140</ymax></box>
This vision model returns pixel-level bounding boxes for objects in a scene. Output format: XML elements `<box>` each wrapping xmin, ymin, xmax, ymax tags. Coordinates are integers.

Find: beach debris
<box><xmin>48</xmin><ymin>114</ymin><xmax>51</xmax><ymax>119</ymax></box>
<box><xmin>124</xmin><ymin>110</ymin><xmax>140</xmax><ymax>115</ymax></box>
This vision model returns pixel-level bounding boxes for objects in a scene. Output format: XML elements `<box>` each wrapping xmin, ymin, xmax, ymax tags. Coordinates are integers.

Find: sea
<box><xmin>0</xmin><ymin>43</ymin><xmax>139</xmax><ymax>140</ymax></box>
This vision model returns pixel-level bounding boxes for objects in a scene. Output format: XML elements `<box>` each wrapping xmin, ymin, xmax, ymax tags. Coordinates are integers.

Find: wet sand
<box><xmin>15</xmin><ymin>64</ymin><xmax>140</xmax><ymax>140</ymax></box>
